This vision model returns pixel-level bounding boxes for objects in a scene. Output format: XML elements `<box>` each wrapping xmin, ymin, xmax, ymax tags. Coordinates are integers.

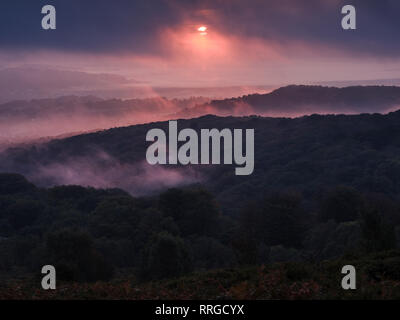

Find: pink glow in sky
<box><xmin>1</xmin><ymin>1</ymin><xmax>400</xmax><ymax>88</ymax></box>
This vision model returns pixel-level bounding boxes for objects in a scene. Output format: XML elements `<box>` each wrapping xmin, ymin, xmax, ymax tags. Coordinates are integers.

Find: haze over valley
<box><xmin>2</xmin><ymin>84</ymin><xmax>400</xmax><ymax>149</ymax></box>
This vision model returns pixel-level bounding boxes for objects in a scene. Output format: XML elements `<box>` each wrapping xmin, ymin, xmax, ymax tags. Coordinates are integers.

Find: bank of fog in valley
<box><xmin>0</xmin><ymin>95</ymin><xmax>210</xmax><ymax>148</ymax></box>
<box><xmin>3</xmin><ymin>85</ymin><xmax>400</xmax><ymax>149</ymax></box>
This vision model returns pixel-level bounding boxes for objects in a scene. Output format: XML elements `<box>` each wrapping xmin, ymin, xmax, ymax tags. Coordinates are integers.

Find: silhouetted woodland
<box><xmin>2</xmin><ymin>109</ymin><xmax>400</xmax><ymax>286</ymax></box>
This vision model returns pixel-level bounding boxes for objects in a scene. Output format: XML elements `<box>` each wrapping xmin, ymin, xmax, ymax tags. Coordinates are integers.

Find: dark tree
<box><xmin>261</xmin><ymin>192</ymin><xmax>307</xmax><ymax>249</ymax></box>
<box><xmin>45</xmin><ymin>230</ymin><xmax>113</xmax><ymax>282</ymax></box>
<box><xmin>360</xmin><ymin>208</ymin><xmax>396</xmax><ymax>253</ymax></box>
<box><xmin>140</xmin><ymin>232</ymin><xmax>192</xmax><ymax>281</ymax></box>
<box><xmin>319</xmin><ymin>186</ymin><xmax>364</xmax><ymax>223</ymax></box>
<box><xmin>158</xmin><ymin>187</ymin><xmax>220</xmax><ymax>237</ymax></box>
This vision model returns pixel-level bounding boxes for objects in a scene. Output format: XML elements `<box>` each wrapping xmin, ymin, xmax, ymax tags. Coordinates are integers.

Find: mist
<box><xmin>3</xmin><ymin>85</ymin><xmax>400</xmax><ymax>151</ymax></box>
<box><xmin>0</xmin><ymin>95</ymin><xmax>210</xmax><ymax>148</ymax></box>
<box><xmin>29</xmin><ymin>151</ymin><xmax>202</xmax><ymax>196</ymax></box>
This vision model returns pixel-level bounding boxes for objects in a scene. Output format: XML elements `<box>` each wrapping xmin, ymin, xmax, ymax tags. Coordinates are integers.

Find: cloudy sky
<box><xmin>1</xmin><ymin>0</ymin><xmax>400</xmax><ymax>86</ymax></box>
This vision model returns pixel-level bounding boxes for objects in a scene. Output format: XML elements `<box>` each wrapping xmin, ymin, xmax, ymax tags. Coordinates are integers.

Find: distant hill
<box><xmin>0</xmin><ymin>67</ymin><xmax>141</xmax><ymax>103</ymax></box>
<box><xmin>0</xmin><ymin>67</ymin><xmax>274</xmax><ymax>102</ymax></box>
<box><xmin>176</xmin><ymin>85</ymin><xmax>400</xmax><ymax>118</ymax></box>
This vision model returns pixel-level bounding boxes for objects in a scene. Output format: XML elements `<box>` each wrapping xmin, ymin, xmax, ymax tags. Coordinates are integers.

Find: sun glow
<box><xmin>197</xmin><ymin>26</ymin><xmax>208</xmax><ymax>36</ymax></box>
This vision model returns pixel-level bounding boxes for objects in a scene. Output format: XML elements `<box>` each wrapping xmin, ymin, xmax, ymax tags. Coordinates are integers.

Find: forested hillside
<box><xmin>2</xmin><ymin>111</ymin><xmax>400</xmax><ymax>215</ymax></box>
<box><xmin>1</xmin><ymin>111</ymin><xmax>400</xmax><ymax>293</ymax></box>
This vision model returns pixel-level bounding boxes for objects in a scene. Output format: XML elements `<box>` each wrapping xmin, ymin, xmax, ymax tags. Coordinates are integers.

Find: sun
<box><xmin>197</xmin><ymin>26</ymin><xmax>208</xmax><ymax>35</ymax></box>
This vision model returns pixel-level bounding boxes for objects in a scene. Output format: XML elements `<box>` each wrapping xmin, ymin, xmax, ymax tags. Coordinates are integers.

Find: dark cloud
<box><xmin>0</xmin><ymin>0</ymin><xmax>183</xmax><ymax>54</ymax></box>
<box><xmin>197</xmin><ymin>0</ymin><xmax>400</xmax><ymax>57</ymax></box>
<box><xmin>1</xmin><ymin>0</ymin><xmax>399</xmax><ymax>57</ymax></box>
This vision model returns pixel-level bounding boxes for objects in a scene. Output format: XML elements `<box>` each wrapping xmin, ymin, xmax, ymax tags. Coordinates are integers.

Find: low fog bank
<box><xmin>0</xmin><ymin>95</ymin><xmax>210</xmax><ymax>147</ymax></box>
<box><xmin>3</xmin><ymin>150</ymin><xmax>203</xmax><ymax>196</ymax></box>
<box><xmin>0</xmin><ymin>66</ymin><xmax>277</xmax><ymax>147</ymax></box>
<box><xmin>3</xmin><ymin>85</ymin><xmax>400</xmax><ymax>151</ymax></box>
<box><xmin>0</xmin><ymin>87</ymin><xmax>272</xmax><ymax>147</ymax></box>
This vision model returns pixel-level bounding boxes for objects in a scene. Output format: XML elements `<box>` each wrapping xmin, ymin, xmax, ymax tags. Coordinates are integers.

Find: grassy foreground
<box><xmin>1</xmin><ymin>251</ymin><xmax>400</xmax><ymax>300</ymax></box>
